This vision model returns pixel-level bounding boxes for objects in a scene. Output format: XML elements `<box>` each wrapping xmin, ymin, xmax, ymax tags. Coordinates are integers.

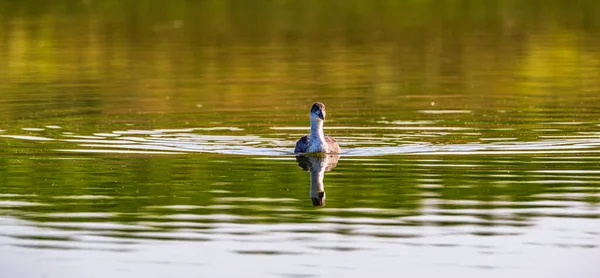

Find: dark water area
<box><xmin>1</xmin><ymin>1</ymin><xmax>600</xmax><ymax>277</ymax></box>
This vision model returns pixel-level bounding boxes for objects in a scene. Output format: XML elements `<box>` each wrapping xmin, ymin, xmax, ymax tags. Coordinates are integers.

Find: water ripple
<box><xmin>2</xmin><ymin>123</ymin><xmax>600</xmax><ymax>157</ymax></box>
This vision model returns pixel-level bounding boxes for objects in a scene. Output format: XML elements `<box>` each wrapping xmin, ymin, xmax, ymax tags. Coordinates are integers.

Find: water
<box><xmin>1</xmin><ymin>1</ymin><xmax>600</xmax><ymax>277</ymax></box>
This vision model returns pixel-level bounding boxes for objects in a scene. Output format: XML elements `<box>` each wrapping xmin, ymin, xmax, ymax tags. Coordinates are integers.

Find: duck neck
<box><xmin>309</xmin><ymin>167</ymin><xmax>325</xmax><ymax>197</ymax></box>
<box><xmin>309</xmin><ymin>158</ymin><xmax>326</xmax><ymax>206</ymax></box>
<box><xmin>309</xmin><ymin>119</ymin><xmax>326</xmax><ymax>146</ymax></box>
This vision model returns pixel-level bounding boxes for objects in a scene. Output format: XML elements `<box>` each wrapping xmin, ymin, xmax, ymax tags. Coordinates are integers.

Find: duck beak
<box><xmin>317</xmin><ymin>110</ymin><xmax>325</xmax><ymax>121</ymax></box>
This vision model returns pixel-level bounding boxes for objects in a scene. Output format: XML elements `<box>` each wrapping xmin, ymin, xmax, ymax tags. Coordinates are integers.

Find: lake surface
<box><xmin>1</xmin><ymin>1</ymin><xmax>600</xmax><ymax>277</ymax></box>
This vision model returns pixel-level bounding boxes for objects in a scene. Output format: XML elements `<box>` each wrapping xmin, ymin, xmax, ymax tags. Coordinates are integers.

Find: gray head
<box><xmin>310</xmin><ymin>102</ymin><xmax>326</xmax><ymax>121</ymax></box>
<box><xmin>311</xmin><ymin>191</ymin><xmax>326</xmax><ymax>207</ymax></box>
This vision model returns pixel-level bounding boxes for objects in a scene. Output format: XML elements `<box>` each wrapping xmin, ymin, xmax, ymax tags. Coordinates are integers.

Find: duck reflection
<box><xmin>296</xmin><ymin>155</ymin><xmax>340</xmax><ymax>207</ymax></box>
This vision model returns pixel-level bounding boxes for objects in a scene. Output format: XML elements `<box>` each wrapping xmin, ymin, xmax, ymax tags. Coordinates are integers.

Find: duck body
<box><xmin>294</xmin><ymin>134</ymin><xmax>340</xmax><ymax>154</ymax></box>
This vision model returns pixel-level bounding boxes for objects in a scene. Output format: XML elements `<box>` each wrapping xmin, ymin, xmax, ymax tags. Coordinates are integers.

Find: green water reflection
<box><xmin>1</xmin><ymin>153</ymin><xmax>598</xmax><ymax>226</ymax></box>
<box><xmin>1</xmin><ymin>0</ymin><xmax>600</xmax><ymax>127</ymax></box>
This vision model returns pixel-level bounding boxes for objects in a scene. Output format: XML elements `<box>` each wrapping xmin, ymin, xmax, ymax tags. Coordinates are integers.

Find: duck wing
<box><xmin>325</xmin><ymin>135</ymin><xmax>341</xmax><ymax>154</ymax></box>
<box><xmin>294</xmin><ymin>135</ymin><xmax>309</xmax><ymax>153</ymax></box>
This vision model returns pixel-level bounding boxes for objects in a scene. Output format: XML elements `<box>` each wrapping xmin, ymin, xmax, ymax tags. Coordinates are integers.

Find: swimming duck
<box><xmin>294</xmin><ymin>102</ymin><xmax>341</xmax><ymax>154</ymax></box>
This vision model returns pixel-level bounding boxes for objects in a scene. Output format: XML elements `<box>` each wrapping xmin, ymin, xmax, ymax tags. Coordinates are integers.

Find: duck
<box><xmin>294</xmin><ymin>102</ymin><xmax>341</xmax><ymax>154</ymax></box>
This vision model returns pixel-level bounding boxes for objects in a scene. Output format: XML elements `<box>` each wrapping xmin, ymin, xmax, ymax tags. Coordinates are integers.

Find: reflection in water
<box><xmin>296</xmin><ymin>155</ymin><xmax>339</xmax><ymax>207</ymax></box>
<box><xmin>0</xmin><ymin>149</ymin><xmax>599</xmax><ymax>278</ymax></box>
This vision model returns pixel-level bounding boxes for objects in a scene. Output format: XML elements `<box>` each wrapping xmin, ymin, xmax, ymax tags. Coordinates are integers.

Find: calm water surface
<box><xmin>1</xmin><ymin>1</ymin><xmax>600</xmax><ymax>277</ymax></box>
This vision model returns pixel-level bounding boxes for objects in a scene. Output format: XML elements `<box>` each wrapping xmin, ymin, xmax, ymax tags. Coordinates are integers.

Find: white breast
<box><xmin>307</xmin><ymin>137</ymin><xmax>327</xmax><ymax>153</ymax></box>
